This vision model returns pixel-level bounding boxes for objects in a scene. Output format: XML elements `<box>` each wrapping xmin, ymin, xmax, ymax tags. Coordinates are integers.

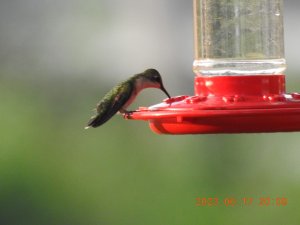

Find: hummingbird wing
<box><xmin>86</xmin><ymin>81</ymin><xmax>134</xmax><ymax>128</ymax></box>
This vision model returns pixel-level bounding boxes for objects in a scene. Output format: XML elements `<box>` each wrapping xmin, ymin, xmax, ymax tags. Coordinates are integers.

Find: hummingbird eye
<box><xmin>152</xmin><ymin>75</ymin><xmax>161</xmax><ymax>83</ymax></box>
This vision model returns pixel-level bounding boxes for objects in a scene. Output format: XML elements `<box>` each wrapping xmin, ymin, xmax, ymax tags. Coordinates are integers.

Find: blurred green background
<box><xmin>1</xmin><ymin>0</ymin><xmax>300</xmax><ymax>224</ymax></box>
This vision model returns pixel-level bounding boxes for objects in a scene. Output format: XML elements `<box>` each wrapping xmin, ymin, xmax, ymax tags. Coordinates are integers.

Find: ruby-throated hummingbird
<box><xmin>85</xmin><ymin>68</ymin><xmax>171</xmax><ymax>129</ymax></box>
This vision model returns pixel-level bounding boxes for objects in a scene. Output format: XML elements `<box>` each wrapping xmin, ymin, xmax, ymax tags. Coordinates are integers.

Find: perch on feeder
<box><xmin>127</xmin><ymin>0</ymin><xmax>300</xmax><ymax>134</ymax></box>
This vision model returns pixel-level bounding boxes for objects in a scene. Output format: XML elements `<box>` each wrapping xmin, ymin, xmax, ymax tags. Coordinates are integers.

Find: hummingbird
<box><xmin>85</xmin><ymin>68</ymin><xmax>171</xmax><ymax>129</ymax></box>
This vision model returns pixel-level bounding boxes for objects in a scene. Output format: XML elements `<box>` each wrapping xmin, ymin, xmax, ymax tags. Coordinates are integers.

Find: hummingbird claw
<box><xmin>122</xmin><ymin>110</ymin><xmax>136</xmax><ymax>119</ymax></box>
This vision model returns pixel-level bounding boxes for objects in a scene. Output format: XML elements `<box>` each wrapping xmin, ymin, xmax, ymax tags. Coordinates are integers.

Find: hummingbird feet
<box><xmin>119</xmin><ymin>109</ymin><xmax>136</xmax><ymax>119</ymax></box>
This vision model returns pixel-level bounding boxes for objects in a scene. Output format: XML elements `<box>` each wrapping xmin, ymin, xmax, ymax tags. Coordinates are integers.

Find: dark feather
<box><xmin>86</xmin><ymin>81</ymin><xmax>133</xmax><ymax>128</ymax></box>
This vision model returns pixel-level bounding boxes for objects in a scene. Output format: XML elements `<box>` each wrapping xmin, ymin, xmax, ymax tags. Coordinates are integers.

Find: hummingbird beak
<box><xmin>160</xmin><ymin>85</ymin><xmax>171</xmax><ymax>99</ymax></box>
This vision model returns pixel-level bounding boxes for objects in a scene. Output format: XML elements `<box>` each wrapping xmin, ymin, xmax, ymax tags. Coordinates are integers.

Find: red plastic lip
<box><xmin>127</xmin><ymin>75</ymin><xmax>300</xmax><ymax>134</ymax></box>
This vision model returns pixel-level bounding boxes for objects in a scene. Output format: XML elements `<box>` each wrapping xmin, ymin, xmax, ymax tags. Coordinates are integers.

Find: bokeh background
<box><xmin>1</xmin><ymin>0</ymin><xmax>300</xmax><ymax>224</ymax></box>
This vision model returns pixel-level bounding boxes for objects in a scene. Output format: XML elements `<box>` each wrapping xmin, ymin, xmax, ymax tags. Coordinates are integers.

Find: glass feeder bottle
<box><xmin>193</xmin><ymin>0</ymin><xmax>286</xmax><ymax>76</ymax></box>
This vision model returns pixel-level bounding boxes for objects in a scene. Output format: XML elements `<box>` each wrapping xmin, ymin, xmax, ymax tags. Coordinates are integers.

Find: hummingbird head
<box><xmin>141</xmin><ymin>68</ymin><xmax>171</xmax><ymax>98</ymax></box>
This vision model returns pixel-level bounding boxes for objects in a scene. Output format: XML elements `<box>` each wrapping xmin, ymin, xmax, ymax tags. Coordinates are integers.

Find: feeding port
<box><xmin>127</xmin><ymin>0</ymin><xmax>300</xmax><ymax>134</ymax></box>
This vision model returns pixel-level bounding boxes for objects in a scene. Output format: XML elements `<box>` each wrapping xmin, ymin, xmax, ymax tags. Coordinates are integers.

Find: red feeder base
<box><xmin>126</xmin><ymin>75</ymin><xmax>300</xmax><ymax>134</ymax></box>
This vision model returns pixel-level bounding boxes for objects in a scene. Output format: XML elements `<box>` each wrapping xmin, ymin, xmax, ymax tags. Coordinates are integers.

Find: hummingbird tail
<box><xmin>85</xmin><ymin>112</ymin><xmax>114</xmax><ymax>129</ymax></box>
<box><xmin>85</xmin><ymin>115</ymin><xmax>102</xmax><ymax>128</ymax></box>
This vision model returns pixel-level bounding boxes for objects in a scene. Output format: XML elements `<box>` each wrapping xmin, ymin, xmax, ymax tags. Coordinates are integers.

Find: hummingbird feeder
<box><xmin>127</xmin><ymin>0</ymin><xmax>300</xmax><ymax>134</ymax></box>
